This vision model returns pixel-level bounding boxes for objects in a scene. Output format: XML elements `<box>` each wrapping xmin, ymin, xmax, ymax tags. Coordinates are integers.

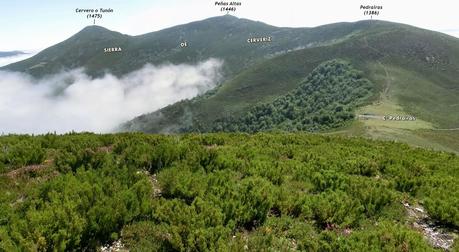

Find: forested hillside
<box><xmin>205</xmin><ymin>60</ymin><xmax>373</xmax><ymax>132</ymax></box>
<box><xmin>122</xmin><ymin>19</ymin><xmax>459</xmax><ymax>134</ymax></box>
<box><xmin>1</xmin><ymin>133</ymin><xmax>458</xmax><ymax>251</ymax></box>
<box><xmin>118</xmin><ymin>18</ymin><xmax>459</xmax><ymax>153</ymax></box>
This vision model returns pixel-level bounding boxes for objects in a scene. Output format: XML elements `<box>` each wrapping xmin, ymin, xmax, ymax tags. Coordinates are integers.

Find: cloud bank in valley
<box><xmin>0</xmin><ymin>59</ymin><xmax>223</xmax><ymax>134</ymax></box>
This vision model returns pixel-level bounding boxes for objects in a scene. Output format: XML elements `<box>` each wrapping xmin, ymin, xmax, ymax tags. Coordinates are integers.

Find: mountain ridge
<box><xmin>2</xmin><ymin>16</ymin><xmax>458</xmax><ymax>152</ymax></box>
<box><xmin>0</xmin><ymin>51</ymin><xmax>27</xmax><ymax>58</ymax></box>
<box><xmin>1</xmin><ymin>16</ymin><xmax>404</xmax><ymax>79</ymax></box>
<box><xmin>116</xmin><ymin>16</ymin><xmax>459</xmax><ymax>152</ymax></box>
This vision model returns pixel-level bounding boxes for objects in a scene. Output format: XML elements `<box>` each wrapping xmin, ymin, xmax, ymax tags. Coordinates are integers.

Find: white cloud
<box><xmin>0</xmin><ymin>58</ymin><xmax>223</xmax><ymax>134</ymax></box>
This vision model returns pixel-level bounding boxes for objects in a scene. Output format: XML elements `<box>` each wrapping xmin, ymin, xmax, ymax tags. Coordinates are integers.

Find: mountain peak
<box><xmin>69</xmin><ymin>25</ymin><xmax>126</xmax><ymax>42</ymax></box>
<box><xmin>186</xmin><ymin>14</ymin><xmax>242</xmax><ymax>26</ymax></box>
<box><xmin>215</xmin><ymin>14</ymin><xmax>239</xmax><ymax>20</ymax></box>
<box><xmin>77</xmin><ymin>25</ymin><xmax>112</xmax><ymax>34</ymax></box>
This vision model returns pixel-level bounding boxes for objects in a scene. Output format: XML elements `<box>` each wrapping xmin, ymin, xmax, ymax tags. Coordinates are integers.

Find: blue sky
<box><xmin>1</xmin><ymin>0</ymin><xmax>459</xmax><ymax>51</ymax></box>
<box><xmin>1</xmin><ymin>0</ymin><xmax>151</xmax><ymax>51</ymax></box>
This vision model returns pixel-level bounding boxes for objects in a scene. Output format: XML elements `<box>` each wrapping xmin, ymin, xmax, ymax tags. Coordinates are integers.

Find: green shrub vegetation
<box><xmin>0</xmin><ymin>132</ymin><xmax>458</xmax><ymax>251</ymax></box>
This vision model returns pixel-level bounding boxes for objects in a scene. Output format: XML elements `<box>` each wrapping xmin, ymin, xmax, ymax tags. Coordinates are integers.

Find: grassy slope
<box><xmin>416</xmin><ymin>130</ymin><xmax>459</xmax><ymax>153</ymax></box>
<box><xmin>344</xmin><ymin>26</ymin><xmax>459</xmax><ymax>152</ymax></box>
<box><xmin>207</xmin><ymin>59</ymin><xmax>374</xmax><ymax>132</ymax></box>
<box><xmin>122</xmin><ymin>21</ymin><xmax>459</xmax><ymax>154</ymax></box>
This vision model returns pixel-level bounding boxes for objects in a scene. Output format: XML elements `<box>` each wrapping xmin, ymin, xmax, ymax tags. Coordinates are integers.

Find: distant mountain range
<box><xmin>1</xmin><ymin>15</ymin><xmax>376</xmax><ymax>79</ymax></box>
<box><xmin>2</xmin><ymin>15</ymin><xmax>459</xmax><ymax>152</ymax></box>
<box><xmin>0</xmin><ymin>51</ymin><xmax>26</xmax><ymax>58</ymax></box>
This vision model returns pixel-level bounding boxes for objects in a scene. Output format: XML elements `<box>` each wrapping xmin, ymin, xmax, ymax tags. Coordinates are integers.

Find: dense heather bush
<box><xmin>0</xmin><ymin>133</ymin><xmax>458</xmax><ymax>251</ymax></box>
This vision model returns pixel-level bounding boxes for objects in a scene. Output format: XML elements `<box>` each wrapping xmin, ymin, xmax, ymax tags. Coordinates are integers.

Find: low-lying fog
<box><xmin>0</xmin><ymin>58</ymin><xmax>223</xmax><ymax>134</ymax></box>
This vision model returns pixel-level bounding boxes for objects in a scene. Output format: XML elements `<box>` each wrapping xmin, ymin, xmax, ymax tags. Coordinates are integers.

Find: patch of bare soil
<box><xmin>403</xmin><ymin>201</ymin><xmax>457</xmax><ymax>250</ymax></box>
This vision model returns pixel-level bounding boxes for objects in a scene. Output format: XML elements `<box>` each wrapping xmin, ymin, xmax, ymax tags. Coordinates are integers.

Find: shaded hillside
<box><xmin>121</xmin><ymin>20</ymin><xmax>459</xmax><ymax>136</ymax></box>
